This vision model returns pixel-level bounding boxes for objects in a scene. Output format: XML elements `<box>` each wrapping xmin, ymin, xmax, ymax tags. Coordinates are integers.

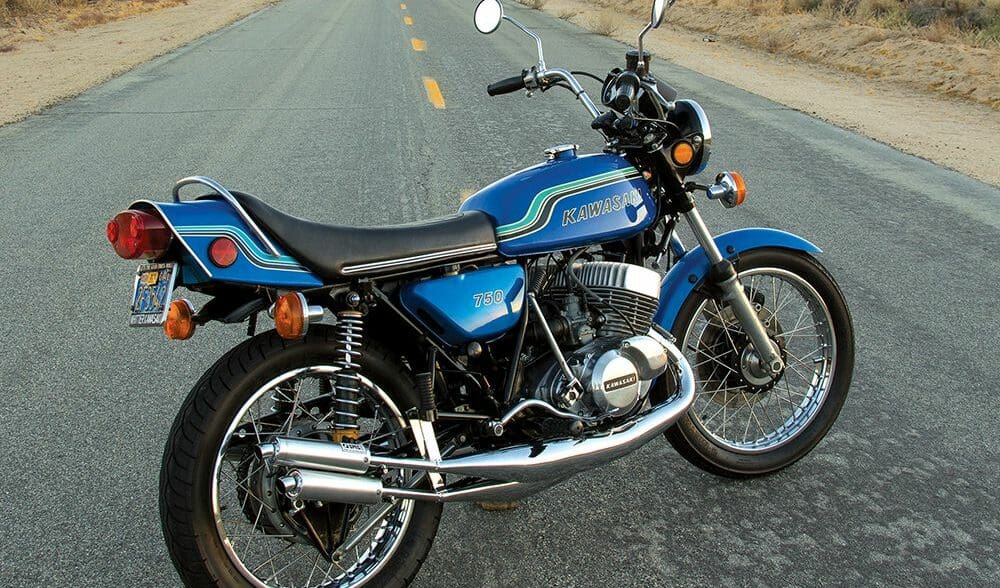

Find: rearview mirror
<box><xmin>474</xmin><ymin>0</ymin><xmax>503</xmax><ymax>35</ymax></box>
<box><xmin>651</xmin><ymin>0</ymin><xmax>668</xmax><ymax>28</ymax></box>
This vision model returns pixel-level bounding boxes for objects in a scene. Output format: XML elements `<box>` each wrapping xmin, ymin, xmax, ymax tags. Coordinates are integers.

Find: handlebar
<box><xmin>486</xmin><ymin>66</ymin><xmax>602</xmax><ymax>120</ymax></box>
<box><xmin>487</xmin><ymin>74</ymin><xmax>527</xmax><ymax>96</ymax></box>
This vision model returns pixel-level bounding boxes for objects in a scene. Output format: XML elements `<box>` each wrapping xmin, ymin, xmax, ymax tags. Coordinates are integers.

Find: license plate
<box><xmin>129</xmin><ymin>262</ymin><xmax>178</xmax><ymax>326</ymax></box>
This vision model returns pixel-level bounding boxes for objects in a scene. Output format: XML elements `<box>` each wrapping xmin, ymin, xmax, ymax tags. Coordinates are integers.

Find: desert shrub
<box><xmin>975</xmin><ymin>20</ymin><xmax>1000</xmax><ymax>42</ymax></box>
<box><xmin>3</xmin><ymin>0</ymin><xmax>53</xmax><ymax>15</ymax></box>
<box><xmin>519</xmin><ymin>0</ymin><xmax>547</xmax><ymax>9</ymax></box>
<box><xmin>592</xmin><ymin>10</ymin><xmax>624</xmax><ymax>34</ymax></box>
<box><xmin>786</xmin><ymin>0</ymin><xmax>825</xmax><ymax>11</ymax></box>
<box><xmin>697</xmin><ymin>0</ymin><xmax>1000</xmax><ymax>41</ymax></box>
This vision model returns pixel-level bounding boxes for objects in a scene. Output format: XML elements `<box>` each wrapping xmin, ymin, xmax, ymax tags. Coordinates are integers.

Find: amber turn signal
<box><xmin>708</xmin><ymin>171</ymin><xmax>748</xmax><ymax>208</ymax></box>
<box><xmin>164</xmin><ymin>299</ymin><xmax>196</xmax><ymax>340</ymax></box>
<box><xmin>274</xmin><ymin>292</ymin><xmax>308</xmax><ymax>340</ymax></box>
<box><xmin>727</xmin><ymin>171</ymin><xmax>747</xmax><ymax>206</ymax></box>
<box><xmin>670</xmin><ymin>141</ymin><xmax>695</xmax><ymax>167</ymax></box>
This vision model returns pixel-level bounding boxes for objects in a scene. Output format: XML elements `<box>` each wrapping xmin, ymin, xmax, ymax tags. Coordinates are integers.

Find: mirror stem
<box><xmin>503</xmin><ymin>15</ymin><xmax>546</xmax><ymax>69</ymax></box>
<box><xmin>636</xmin><ymin>23</ymin><xmax>652</xmax><ymax>75</ymax></box>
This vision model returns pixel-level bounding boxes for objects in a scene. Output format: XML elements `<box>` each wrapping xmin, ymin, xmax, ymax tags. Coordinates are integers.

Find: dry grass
<box><xmin>554</xmin><ymin>0</ymin><xmax>997</xmax><ymax>107</ymax></box>
<box><xmin>591</xmin><ymin>10</ymin><xmax>624</xmax><ymax>34</ymax></box>
<box><xmin>518</xmin><ymin>0</ymin><xmax>548</xmax><ymax>9</ymax></box>
<box><xmin>3</xmin><ymin>0</ymin><xmax>187</xmax><ymax>27</ymax></box>
<box><xmin>699</xmin><ymin>0</ymin><xmax>1000</xmax><ymax>45</ymax></box>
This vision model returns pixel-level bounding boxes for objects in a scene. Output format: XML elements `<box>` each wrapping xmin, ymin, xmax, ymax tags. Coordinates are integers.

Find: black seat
<box><xmin>227</xmin><ymin>192</ymin><xmax>498</xmax><ymax>279</ymax></box>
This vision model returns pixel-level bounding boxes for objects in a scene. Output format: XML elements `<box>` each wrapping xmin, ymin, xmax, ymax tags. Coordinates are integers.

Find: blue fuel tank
<box><xmin>459</xmin><ymin>150</ymin><xmax>656</xmax><ymax>257</ymax></box>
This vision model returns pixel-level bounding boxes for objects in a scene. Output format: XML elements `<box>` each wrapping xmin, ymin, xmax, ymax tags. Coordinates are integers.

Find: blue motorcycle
<box><xmin>107</xmin><ymin>0</ymin><xmax>854</xmax><ymax>585</ymax></box>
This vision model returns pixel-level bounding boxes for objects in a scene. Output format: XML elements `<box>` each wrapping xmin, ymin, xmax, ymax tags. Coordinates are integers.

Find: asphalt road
<box><xmin>1</xmin><ymin>0</ymin><xmax>998</xmax><ymax>586</ymax></box>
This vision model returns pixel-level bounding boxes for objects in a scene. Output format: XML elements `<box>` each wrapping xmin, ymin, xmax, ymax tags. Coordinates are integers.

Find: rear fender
<box><xmin>130</xmin><ymin>198</ymin><xmax>323</xmax><ymax>289</ymax></box>
<box><xmin>654</xmin><ymin>228</ymin><xmax>822</xmax><ymax>331</ymax></box>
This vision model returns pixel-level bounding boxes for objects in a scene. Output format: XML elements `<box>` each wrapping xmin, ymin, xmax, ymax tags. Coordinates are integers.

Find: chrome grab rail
<box><xmin>171</xmin><ymin>175</ymin><xmax>282</xmax><ymax>257</ymax></box>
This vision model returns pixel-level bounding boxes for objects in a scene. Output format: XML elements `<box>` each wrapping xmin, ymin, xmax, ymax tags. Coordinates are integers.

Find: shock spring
<box><xmin>331</xmin><ymin>309</ymin><xmax>364</xmax><ymax>442</ymax></box>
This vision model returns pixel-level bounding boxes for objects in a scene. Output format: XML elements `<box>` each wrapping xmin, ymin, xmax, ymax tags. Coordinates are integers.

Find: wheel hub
<box><xmin>238</xmin><ymin>419</ymin><xmax>359</xmax><ymax>556</ymax></box>
<box><xmin>696</xmin><ymin>308</ymin><xmax>787</xmax><ymax>404</ymax></box>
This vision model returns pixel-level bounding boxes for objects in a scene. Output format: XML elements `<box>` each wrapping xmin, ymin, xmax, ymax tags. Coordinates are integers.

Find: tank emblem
<box><xmin>561</xmin><ymin>189</ymin><xmax>644</xmax><ymax>226</ymax></box>
<box><xmin>495</xmin><ymin>167</ymin><xmax>643</xmax><ymax>242</ymax></box>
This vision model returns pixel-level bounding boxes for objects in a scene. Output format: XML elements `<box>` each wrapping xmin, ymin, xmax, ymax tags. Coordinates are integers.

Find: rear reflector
<box><xmin>107</xmin><ymin>209</ymin><xmax>173</xmax><ymax>260</ymax></box>
<box><xmin>208</xmin><ymin>237</ymin><xmax>239</xmax><ymax>268</ymax></box>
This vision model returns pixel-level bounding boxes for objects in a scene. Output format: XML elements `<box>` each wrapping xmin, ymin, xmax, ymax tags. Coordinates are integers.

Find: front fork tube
<box><xmin>682</xmin><ymin>208</ymin><xmax>784</xmax><ymax>374</ymax></box>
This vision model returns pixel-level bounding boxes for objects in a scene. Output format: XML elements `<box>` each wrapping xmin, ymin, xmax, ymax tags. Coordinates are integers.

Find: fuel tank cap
<box><xmin>544</xmin><ymin>144</ymin><xmax>579</xmax><ymax>160</ymax></box>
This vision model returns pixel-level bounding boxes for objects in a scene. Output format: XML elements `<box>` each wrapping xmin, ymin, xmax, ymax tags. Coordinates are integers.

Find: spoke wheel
<box><xmin>660</xmin><ymin>248</ymin><xmax>854</xmax><ymax>477</ymax></box>
<box><xmin>213</xmin><ymin>368</ymin><xmax>414</xmax><ymax>588</ymax></box>
<box><xmin>685</xmin><ymin>268</ymin><xmax>834</xmax><ymax>453</ymax></box>
<box><xmin>160</xmin><ymin>328</ymin><xmax>442</xmax><ymax>588</ymax></box>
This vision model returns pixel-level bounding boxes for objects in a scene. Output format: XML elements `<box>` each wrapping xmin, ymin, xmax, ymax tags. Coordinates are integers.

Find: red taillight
<box><xmin>106</xmin><ymin>220</ymin><xmax>119</xmax><ymax>244</ymax></box>
<box><xmin>107</xmin><ymin>210</ymin><xmax>173</xmax><ymax>260</ymax></box>
<box><xmin>208</xmin><ymin>237</ymin><xmax>239</xmax><ymax>268</ymax></box>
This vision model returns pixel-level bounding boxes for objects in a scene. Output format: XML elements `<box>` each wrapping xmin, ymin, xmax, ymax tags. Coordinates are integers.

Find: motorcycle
<box><xmin>106</xmin><ymin>0</ymin><xmax>854</xmax><ymax>585</ymax></box>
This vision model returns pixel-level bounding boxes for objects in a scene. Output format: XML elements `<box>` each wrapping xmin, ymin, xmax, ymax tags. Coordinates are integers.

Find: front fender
<box><xmin>654</xmin><ymin>228</ymin><xmax>822</xmax><ymax>331</ymax></box>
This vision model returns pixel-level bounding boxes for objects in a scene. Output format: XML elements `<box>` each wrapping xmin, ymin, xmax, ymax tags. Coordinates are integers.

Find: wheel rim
<box><xmin>211</xmin><ymin>366</ymin><xmax>416</xmax><ymax>588</ymax></box>
<box><xmin>682</xmin><ymin>267</ymin><xmax>837</xmax><ymax>454</ymax></box>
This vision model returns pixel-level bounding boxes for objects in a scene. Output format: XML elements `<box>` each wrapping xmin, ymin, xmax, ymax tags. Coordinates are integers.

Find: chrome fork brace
<box><xmin>682</xmin><ymin>208</ymin><xmax>784</xmax><ymax>374</ymax></box>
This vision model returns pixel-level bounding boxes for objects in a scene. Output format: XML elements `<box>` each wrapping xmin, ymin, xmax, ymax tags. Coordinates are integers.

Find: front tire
<box><xmin>664</xmin><ymin>248</ymin><xmax>854</xmax><ymax>478</ymax></box>
<box><xmin>160</xmin><ymin>327</ymin><xmax>442</xmax><ymax>587</ymax></box>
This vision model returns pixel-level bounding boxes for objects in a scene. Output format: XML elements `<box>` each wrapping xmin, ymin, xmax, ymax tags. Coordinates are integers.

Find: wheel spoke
<box><xmin>683</xmin><ymin>266</ymin><xmax>837</xmax><ymax>453</ymax></box>
<box><xmin>211</xmin><ymin>370</ymin><xmax>416</xmax><ymax>588</ymax></box>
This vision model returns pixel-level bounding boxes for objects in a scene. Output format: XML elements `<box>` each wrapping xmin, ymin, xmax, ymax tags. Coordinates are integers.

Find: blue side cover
<box><xmin>655</xmin><ymin>228</ymin><xmax>822</xmax><ymax>331</ymax></box>
<box><xmin>131</xmin><ymin>199</ymin><xmax>323</xmax><ymax>288</ymax></box>
<box><xmin>400</xmin><ymin>265</ymin><xmax>526</xmax><ymax>346</ymax></box>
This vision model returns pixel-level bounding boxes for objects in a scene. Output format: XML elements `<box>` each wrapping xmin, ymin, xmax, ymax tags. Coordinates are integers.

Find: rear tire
<box><xmin>160</xmin><ymin>327</ymin><xmax>442</xmax><ymax>587</ymax></box>
<box><xmin>664</xmin><ymin>248</ymin><xmax>854</xmax><ymax>478</ymax></box>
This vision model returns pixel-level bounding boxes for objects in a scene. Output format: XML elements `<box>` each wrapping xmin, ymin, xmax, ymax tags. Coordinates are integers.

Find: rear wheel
<box><xmin>665</xmin><ymin>248</ymin><xmax>854</xmax><ymax>477</ymax></box>
<box><xmin>160</xmin><ymin>327</ymin><xmax>441</xmax><ymax>587</ymax></box>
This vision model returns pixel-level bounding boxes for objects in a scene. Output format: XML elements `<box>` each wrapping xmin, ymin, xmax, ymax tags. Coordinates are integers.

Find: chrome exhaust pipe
<box><xmin>257</xmin><ymin>437</ymin><xmax>370</xmax><ymax>475</ymax></box>
<box><xmin>278</xmin><ymin>469</ymin><xmax>383</xmax><ymax>504</ymax></box>
<box><xmin>261</xmin><ymin>335</ymin><xmax>694</xmax><ymax>484</ymax></box>
<box><xmin>276</xmin><ymin>469</ymin><xmax>561</xmax><ymax>504</ymax></box>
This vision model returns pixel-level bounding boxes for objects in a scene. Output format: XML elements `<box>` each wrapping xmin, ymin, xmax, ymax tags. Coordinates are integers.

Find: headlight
<box><xmin>668</xmin><ymin>99</ymin><xmax>712</xmax><ymax>175</ymax></box>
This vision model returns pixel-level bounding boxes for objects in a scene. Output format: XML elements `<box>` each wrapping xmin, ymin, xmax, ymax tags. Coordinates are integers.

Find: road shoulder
<box><xmin>538</xmin><ymin>0</ymin><xmax>1000</xmax><ymax>188</ymax></box>
<box><xmin>0</xmin><ymin>0</ymin><xmax>275</xmax><ymax>127</ymax></box>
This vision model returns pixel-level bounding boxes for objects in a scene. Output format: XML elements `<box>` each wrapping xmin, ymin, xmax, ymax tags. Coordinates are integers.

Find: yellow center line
<box><xmin>410</xmin><ymin>38</ymin><xmax>426</xmax><ymax>52</ymax></box>
<box><xmin>403</xmin><ymin>15</ymin><xmax>413</xmax><ymax>25</ymax></box>
<box><xmin>422</xmin><ymin>77</ymin><xmax>446</xmax><ymax>109</ymax></box>
<box><xmin>459</xmin><ymin>189</ymin><xmax>476</xmax><ymax>203</ymax></box>
<box><xmin>400</xmin><ymin>3</ymin><xmax>406</xmax><ymax>9</ymax></box>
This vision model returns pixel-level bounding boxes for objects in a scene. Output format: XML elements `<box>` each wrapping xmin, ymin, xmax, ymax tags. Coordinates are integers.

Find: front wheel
<box><xmin>160</xmin><ymin>327</ymin><xmax>442</xmax><ymax>587</ymax></box>
<box><xmin>664</xmin><ymin>248</ymin><xmax>854</xmax><ymax>477</ymax></box>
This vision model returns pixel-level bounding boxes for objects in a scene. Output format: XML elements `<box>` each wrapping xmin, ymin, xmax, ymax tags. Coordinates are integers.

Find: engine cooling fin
<box><xmin>546</xmin><ymin>261</ymin><xmax>661</xmax><ymax>336</ymax></box>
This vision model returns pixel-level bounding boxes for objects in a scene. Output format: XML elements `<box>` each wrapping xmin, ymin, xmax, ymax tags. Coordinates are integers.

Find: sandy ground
<box><xmin>540</xmin><ymin>0</ymin><xmax>1000</xmax><ymax>187</ymax></box>
<box><xmin>0</xmin><ymin>0</ymin><xmax>274</xmax><ymax>126</ymax></box>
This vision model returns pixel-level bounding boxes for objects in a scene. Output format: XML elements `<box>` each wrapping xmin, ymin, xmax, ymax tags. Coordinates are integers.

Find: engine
<box><xmin>527</xmin><ymin>261</ymin><xmax>668</xmax><ymax>420</ymax></box>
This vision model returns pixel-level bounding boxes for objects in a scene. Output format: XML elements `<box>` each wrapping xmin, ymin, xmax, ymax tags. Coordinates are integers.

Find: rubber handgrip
<box><xmin>612</xmin><ymin>72</ymin><xmax>640</xmax><ymax>111</ymax></box>
<box><xmin>488</xmin><ymin>75</ymin><xmax>526</xmax><ymax>96</ymax></box>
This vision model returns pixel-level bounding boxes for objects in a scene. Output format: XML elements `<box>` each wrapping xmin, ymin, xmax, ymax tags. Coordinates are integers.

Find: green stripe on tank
<box><xmin>495</xmin><ymin>167</ymin><xmax>638</xmax><ymax>236</ymax></box>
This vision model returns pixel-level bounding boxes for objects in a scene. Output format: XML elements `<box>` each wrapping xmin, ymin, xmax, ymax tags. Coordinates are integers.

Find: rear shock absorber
<box><xmin>331</xmin><ymin>308</ymin><xmax>364</xmax><ymax>442</ymax></box>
